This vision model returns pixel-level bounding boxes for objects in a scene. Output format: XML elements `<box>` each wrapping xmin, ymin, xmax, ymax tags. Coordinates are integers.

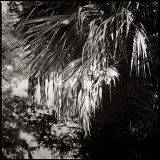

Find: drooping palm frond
<box><xmin>130</xmin><ymin>25</ymin><xmax>151</xmax><ymax>77</ymax></box>
<box><xmin>11</xmin><ymin>1</ymin><xmax>155</xmax><ymax>136</ymax></box>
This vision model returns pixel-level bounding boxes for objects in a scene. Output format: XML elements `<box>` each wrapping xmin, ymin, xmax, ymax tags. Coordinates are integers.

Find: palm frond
<box><xmin>130</xmin><ymin>26</ymin><xmax>151</xmax><ymax>77</ymax></box>
<box><xmin>13</xmin><ymin>2</ymin><xmax>154</xmax><ymax>137</ymax></box>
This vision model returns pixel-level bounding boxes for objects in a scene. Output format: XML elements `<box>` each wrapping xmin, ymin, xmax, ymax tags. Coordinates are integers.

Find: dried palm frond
<box><xmin>13</xmin><ymin>2</ymin><xmax>153</xmax><ymax>137</ymax></box>
<box><xmin>130</xmin><ymin>25</ymin><xmax>151</xmax><ymax>77</ymax></box>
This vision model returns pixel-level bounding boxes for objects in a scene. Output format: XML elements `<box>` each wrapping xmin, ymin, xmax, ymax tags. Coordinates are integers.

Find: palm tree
<box><xmin>9</xmin><ymin>1</ymin><xmax>158</xmax><ymax>137</ymax></box>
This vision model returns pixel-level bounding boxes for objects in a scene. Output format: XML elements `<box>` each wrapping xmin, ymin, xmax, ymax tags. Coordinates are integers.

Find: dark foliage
<box><xmin>2</xmin><ymin>1</ymin><xmax>159</xmax><ymax>159</ymax></box>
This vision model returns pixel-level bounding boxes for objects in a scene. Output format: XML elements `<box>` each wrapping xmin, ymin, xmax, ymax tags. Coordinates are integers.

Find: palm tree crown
<box><xmin>10</xmin><ymin>1</ymin><xmax>158</xmax><ymax>136</ymax></box>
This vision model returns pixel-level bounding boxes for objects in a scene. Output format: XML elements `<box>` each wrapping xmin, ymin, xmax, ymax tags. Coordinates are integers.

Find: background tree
<box><xmin>9</xmin><ymin>1</ymin><xmax>158</xmax><ymax>138</ymax></box>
